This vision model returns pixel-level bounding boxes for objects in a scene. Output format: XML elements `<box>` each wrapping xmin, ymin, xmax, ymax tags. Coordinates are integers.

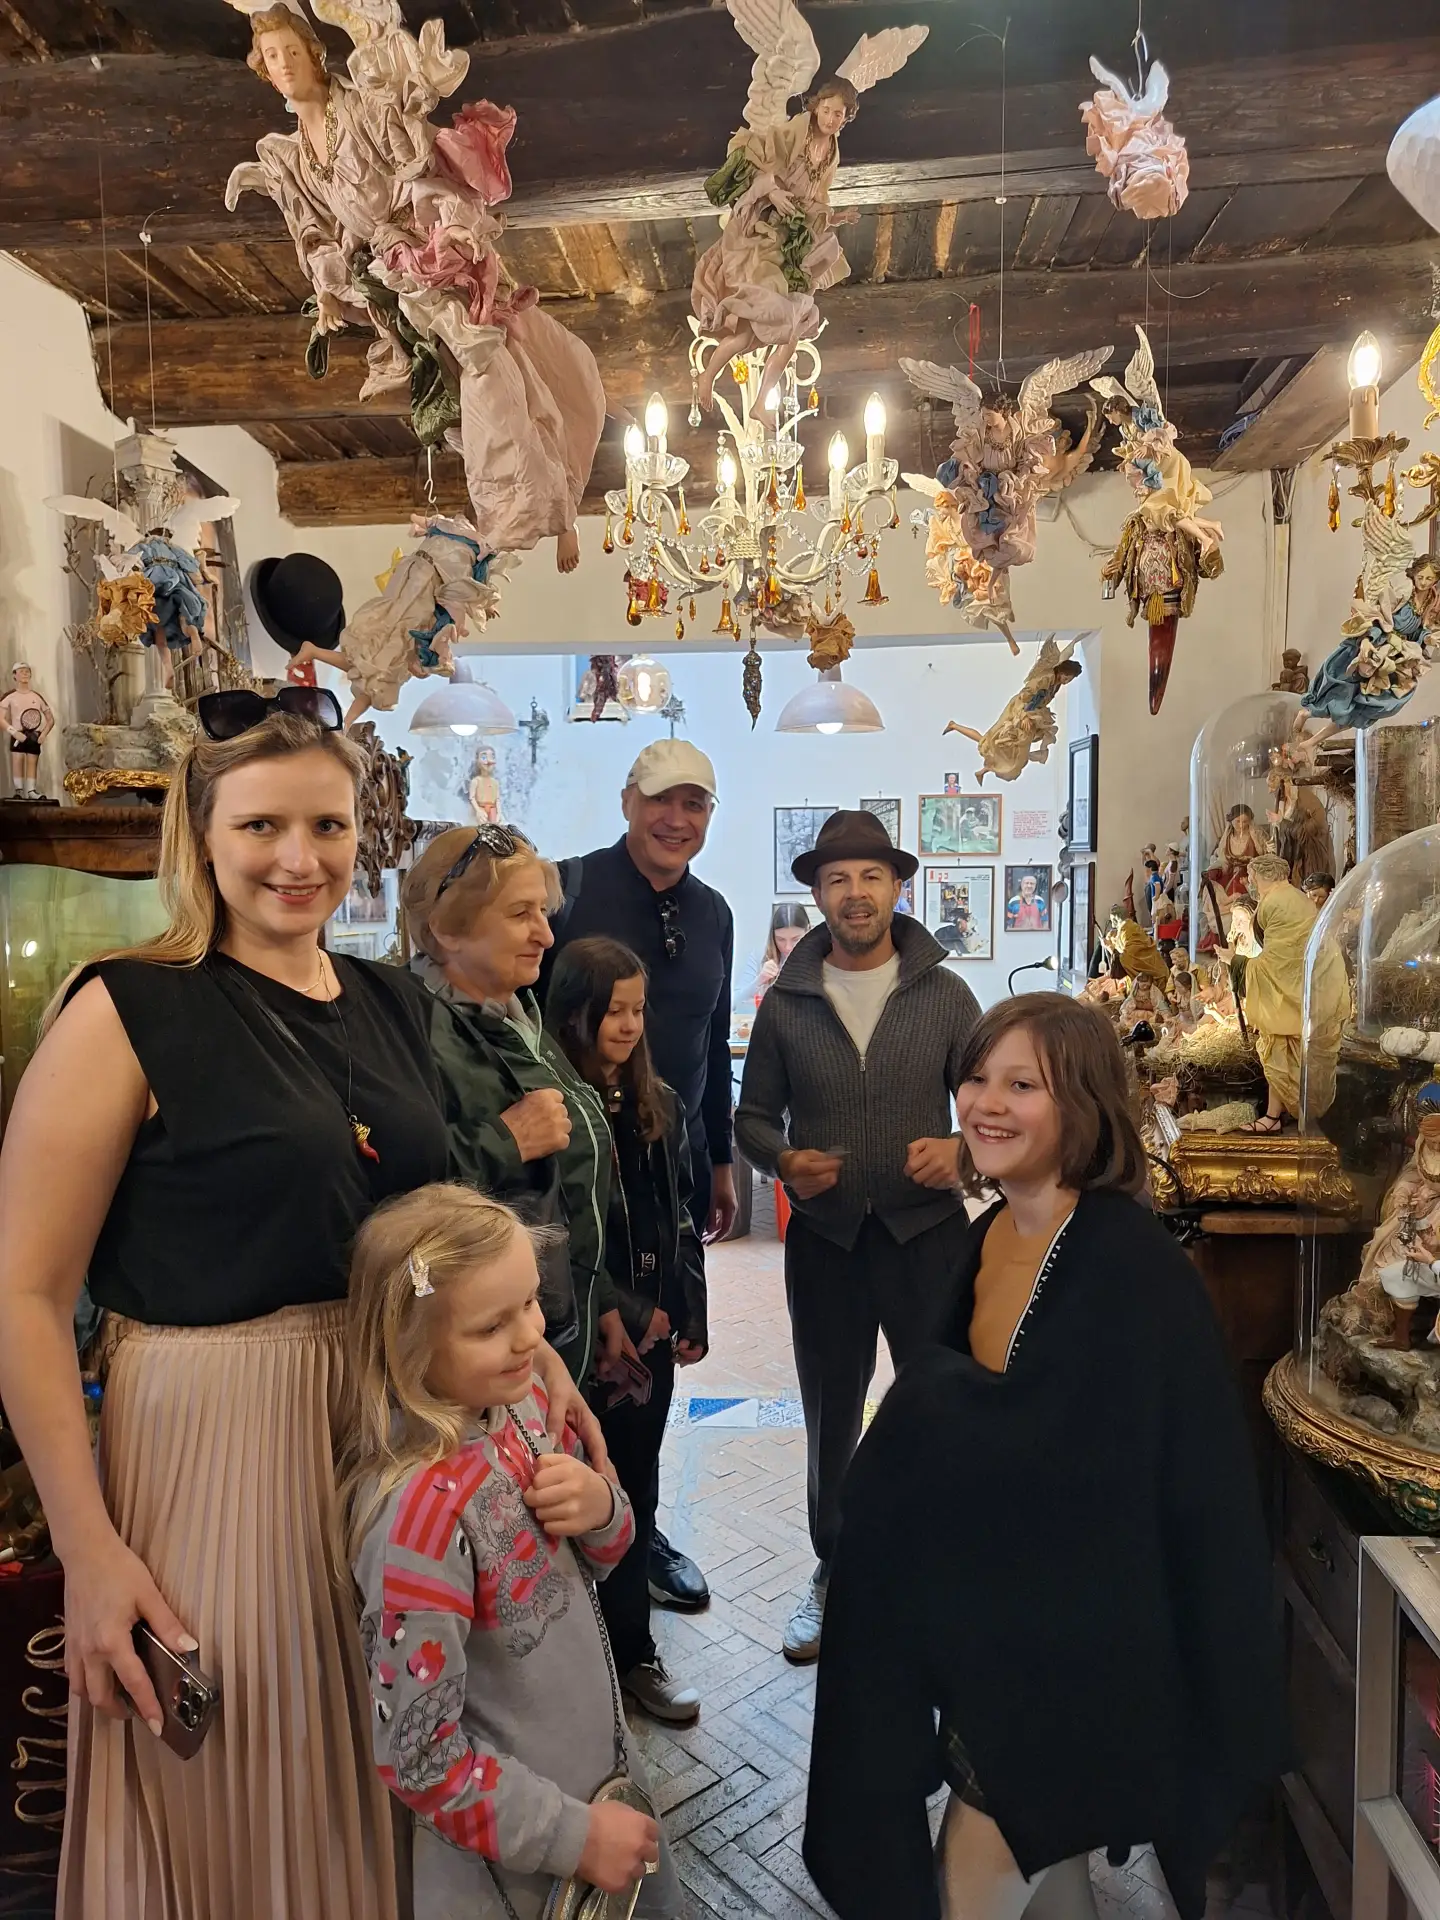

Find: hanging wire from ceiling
<box><xmin>950</xmin><ymin>20</ymin><xmax>1011</xmax><ymax>395</ymax></box>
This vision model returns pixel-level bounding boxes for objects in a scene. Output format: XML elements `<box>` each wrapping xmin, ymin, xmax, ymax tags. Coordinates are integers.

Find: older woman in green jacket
<box><xmin>402</xmin><ymin>824</ymin><xmax>616</xmax><ymax>1383</ymax></box>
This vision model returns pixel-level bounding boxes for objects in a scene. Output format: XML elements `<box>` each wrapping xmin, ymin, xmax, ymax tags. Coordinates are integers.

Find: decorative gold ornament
<box><xmin>1265</xmin><ymin>1352</ymin><xmax>1440</xmax><ymax>1532</ymax></box>
<box><xmin>1163</xmin><ymin>1131</ymin><xmax>1358</xmax><ymax>1214</ymax></box>
<box><xmin>63</xmin><ymin>767</ymin><xmax>172</xmax><ymax>806</ymax></box>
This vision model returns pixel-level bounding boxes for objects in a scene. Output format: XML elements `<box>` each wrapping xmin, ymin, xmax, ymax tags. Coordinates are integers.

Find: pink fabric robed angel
<box><xmin>1080</xmin><ymin>55</ymin><xmax>1189</xmax><ymax>222</ymax></box>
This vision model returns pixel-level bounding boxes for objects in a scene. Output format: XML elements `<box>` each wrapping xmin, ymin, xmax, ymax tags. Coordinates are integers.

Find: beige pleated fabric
<box><xmin>59</xmin><ymin>1303</ymin><xmax>402</xmax><ymax>1920</ymax></box>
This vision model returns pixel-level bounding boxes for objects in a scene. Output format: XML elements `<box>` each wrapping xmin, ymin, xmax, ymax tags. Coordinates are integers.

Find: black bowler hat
<box><xmin>791</xmin><ymin>808</ymin><xmax>918</xmax><ymax>886</ymax></box>
<box><xmin>246</xmin><ymin>554</ymin><xmax>346</xmax><ymax>656</ymax></box>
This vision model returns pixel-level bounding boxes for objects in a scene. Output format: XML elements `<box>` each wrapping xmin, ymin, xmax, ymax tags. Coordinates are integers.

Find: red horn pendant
<box><xmin>1147</xmin><ymin>616</ymin><xmax>1179</xmax><ymax>715</ymax></box>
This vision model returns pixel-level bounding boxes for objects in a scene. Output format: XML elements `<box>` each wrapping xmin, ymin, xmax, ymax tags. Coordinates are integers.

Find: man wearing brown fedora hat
<box><xmin>736</xmin><ymin>810</ymin><xmax>980</xmax><ymax>1662</ymax></box>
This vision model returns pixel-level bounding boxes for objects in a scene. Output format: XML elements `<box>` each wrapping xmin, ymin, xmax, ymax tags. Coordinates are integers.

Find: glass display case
<box><xmin>0</xmin><ymin>864</ymin><xmax>164</xmax><ymax>1123</ymax></box>
<box><xmin>1356</xmin><ymin>668</ymin><xmax>1440</xmax><ymax>860</ymax></box>
<box><xmin>1266</xmin><ymin>825</ymin><xmax>1440</xmax><ymax>1523</ymax></box>
<box><xmin>1190</xmin><ymin>691</ymin><xmax>1305</xmax><ymax>957</ymax></box>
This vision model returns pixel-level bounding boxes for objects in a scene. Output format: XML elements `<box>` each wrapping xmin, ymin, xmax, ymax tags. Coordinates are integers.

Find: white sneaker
<box><xmin>620</xmin><ymin>1658</ymin><xmax>701</xmax><ymax>1725</ymax></box>
<box><xmin>783</xmin><ymin>1576</ymin><xmax>827</xmax><ymax>1664</ymax></box>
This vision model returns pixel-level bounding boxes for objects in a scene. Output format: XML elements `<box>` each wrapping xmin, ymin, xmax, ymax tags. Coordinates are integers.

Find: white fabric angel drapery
<box><xmin>225</xmin><ymin>0</ymin><xmax>604</xmax><ymax>569</ymax></box>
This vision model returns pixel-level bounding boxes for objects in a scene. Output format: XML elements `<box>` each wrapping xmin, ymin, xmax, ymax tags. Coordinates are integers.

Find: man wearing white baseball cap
<box><xmin>540</xmin><ymin>739</ymin><xmax>735</xmax><ymax>1644</ymax></box>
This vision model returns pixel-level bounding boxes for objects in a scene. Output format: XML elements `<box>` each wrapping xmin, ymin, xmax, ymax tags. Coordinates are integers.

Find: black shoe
<box><xmin>648</xmin><ymin>1530</ymin><xmax>710</xmax><ymax>1611</ymax></box>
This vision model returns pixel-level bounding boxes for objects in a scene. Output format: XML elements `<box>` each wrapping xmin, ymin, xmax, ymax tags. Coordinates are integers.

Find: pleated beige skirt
<box><xmin>59</xmin><ymin>1303</ymin><xmax>403</xmax><ymax>1920</ymax></box>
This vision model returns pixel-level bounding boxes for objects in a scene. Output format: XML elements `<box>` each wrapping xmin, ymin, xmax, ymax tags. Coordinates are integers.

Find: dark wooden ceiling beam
<box><xmin>92</xmin><ymin>241</ymin><xmax>1439</xmax><ymax>428</ymax></box>
<box><xmin>2</xmin><ymin>28</ymin><xmax>1436</xmax><ymax>248</ymax></box>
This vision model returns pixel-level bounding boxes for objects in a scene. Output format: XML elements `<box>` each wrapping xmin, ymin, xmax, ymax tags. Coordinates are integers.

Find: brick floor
<box><xmin>635</xmin><ymin>1181</ymin><xmax>1277</xmax><ymax>1919</ymax></box>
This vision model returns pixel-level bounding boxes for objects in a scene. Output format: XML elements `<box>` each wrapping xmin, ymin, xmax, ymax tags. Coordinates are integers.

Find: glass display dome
<box><xmin>1274</xmin><ymin>825</ymin><xmax>1440</xmax><ymax>1496</ymax></box>
<box><xmin>1355</xmin><ymin>667</ymin><xmax>1440</xmax><ymax>859</ymax></box>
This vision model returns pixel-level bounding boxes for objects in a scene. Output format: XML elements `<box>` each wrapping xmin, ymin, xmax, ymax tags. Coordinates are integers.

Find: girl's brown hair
<box><xmin>955</xmin><ymin>992</ymin><xmax>1147</xmax><ymax>1197</ymax></box>
<box><xmin>43</xmin><ymin>713</ymin><xmax>364</xmax><ymax>1029</ymax></box>
<box><xmin>337</xmin><ymin>1183</ymin><xmax>551</xmax><ymax>1556</ymax></box>
<box><xmin>544</xmin><ymin>937</ymin><xmax>672</xmax><ymax>1144</ymax></box>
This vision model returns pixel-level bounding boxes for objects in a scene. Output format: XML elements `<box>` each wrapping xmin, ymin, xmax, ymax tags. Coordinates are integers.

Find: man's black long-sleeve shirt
<box><xmin>539</xmin><ymin>837</ymin><xmax>735</xmax><ymax>1173</ymax></box>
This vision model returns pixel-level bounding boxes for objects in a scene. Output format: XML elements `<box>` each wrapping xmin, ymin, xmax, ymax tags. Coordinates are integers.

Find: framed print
<box><xmin>896</xmin><ymin>876</ymin><xmax>915</xmax><ymax>916</ymax></box>
<box><xmin>918</xmin><ymin>793</ymin><xmax>1001</xmax><ymax>858</ymax></box>
<box><xmin>1067</xmin><ymin>736</ymin><xmax>1098</xmax><ymax>855</ymax></box>
<box><xmin>1068</xmin><ymin>861</ymin><xmax>1095</xmax><ymax>974</ymax></box>
<box><xmin>1003</xmin><ymin>864</ymin><xmax>1052</xmax><ymax>933</ymax></box>
<box><xmin>943</xmin><ymin>771</ymin><xmax>961</xmax><ymax>794</ymax></box>
<box><xmin>859</xmin><ymin>796</ymin><xmax>902</xmax><ymax>846</ymax></box>
<box><xmin>774</xmin><ymin>805</ymin><xmax>837</xmax><ymax>894</ymax></box>
<box><xmin>924</xmin><ymin>865</ymin><xmax>994</xmax><ymax>961</ymax></box>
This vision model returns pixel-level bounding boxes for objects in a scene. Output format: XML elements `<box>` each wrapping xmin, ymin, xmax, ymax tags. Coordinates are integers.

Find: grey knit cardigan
<box><xmin>734</xmin><ymin>914</ymin><xmax>981</xmax><ymax>1251</ymax></box>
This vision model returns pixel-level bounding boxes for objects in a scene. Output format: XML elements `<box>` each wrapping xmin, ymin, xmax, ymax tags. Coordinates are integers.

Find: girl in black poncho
<box><xmin>803</xmin><ymin>993</ymin><xmax>1287</xmax><ymax>1920</ymax></box>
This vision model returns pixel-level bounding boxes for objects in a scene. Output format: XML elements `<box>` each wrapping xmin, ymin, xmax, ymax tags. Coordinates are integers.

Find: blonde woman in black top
<box><xmin>0</xmin><ymin>691</ymin><xmax>602</xmax><ymax>1920</ymax></box>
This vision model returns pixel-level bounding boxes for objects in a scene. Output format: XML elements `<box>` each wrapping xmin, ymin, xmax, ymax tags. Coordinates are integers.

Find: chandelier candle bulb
<box><xmin>1348</xmin><ymin>331</ymin><xmax>1383</xmax><ymax>440</ymax></box>
<box><xmin>864</xmin><ymin>393</ymin><xmax>886</xmax><ymax>487</ymax></box>
<box><xmin>645</xmin><ymin>393</ymin><xmax>669</xmax><ymax>456</ymax></box>
<box><xmin>828</xmin><ymin>432</ymin><xmax>849</xmax><ymax>515</ymax></box>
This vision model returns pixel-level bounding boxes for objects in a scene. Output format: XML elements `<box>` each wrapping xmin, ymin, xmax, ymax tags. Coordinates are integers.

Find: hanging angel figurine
<box><xmin>692</xmin><ymin>0</ymin><xmax>928</xmax><ymax>410</ymax></box>
<box><xmin>1091</xmin><ymin>325</ymin><xmax>1224</xmax><ymax>715</ymax></box>
<box><xmin>1287</xmin><ymin>507</ymin><xmax>1440</xmax><ymax>764</ymax></box>
<box><xmin>292</xmin><ymin>513</ymin><xmax>511</xmax><ymax>728</ymax></box>
<box><xmin>900</xmin><ymin>347</ymin><xmax>1112</xmax><ymax>651</ymax></box>
<box><xmin>1079</xmin><ymin>55</ymin><xmax>1190</xmax><ymax>221</ymax></box>
<box><xmin>943</xmin><ymin>636</ymin><xmax>1082</xmax><ymax>783</ymax></box>
<box><xmin>224</xmin><ymin>0</ymin><xmax>604</xmax><ymax>573</ymax></box>
<box><xmin>46</xmin><ymin>490</ymin><xmax>241</xmax><ymax>693</ymax></box>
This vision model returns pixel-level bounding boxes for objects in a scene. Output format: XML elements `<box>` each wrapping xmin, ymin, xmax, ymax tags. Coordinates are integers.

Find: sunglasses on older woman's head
<box><xmin>435</xmin><ymin>822</ymin><xmax>535</xmax><ymax>899</ymax></box>
<box><xmin>197</xmin><ymin>686</ymin><xmax>344</xmax><ymax>742</ymax></box>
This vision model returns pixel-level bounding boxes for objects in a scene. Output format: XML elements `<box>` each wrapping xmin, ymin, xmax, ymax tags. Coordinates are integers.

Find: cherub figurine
<box><xmin>1091</xmin><ymin>326</ymin><xmax>1224</xmax><ymax>714</ymax></box>
<box><xmin>942</xmin><ymin>636</ymin><xmax>1082</xmax><ymax>783</ymax></box>
<box><xmin>692</xmin><ymin>0</ymin><xmax>928</xmax><ymax>409</ymax></box>
<box><xmin>901</xmin><ymin>349</ymin><xmax>1112</xmax><ymax>648</ymax></box>
<box><xmin>1271</xmin><ymin>648</ymin><xmax>1310</xmax><ymax>694</ymax></box>
<box><xmin>1288</xmin><ymin>510</ymin><xmax>1440</xmax><ymax>763</ymax></box>
<box><xmin>0</xmin><ymin>666</ymin><xmax>54</xmax><ymax>803</ymax></box>
<box><xmin>225</xmin><ymin>0</ymin><xmax>604</xmax><ymax>573</ymax></box>
<box><xmin>292</xmin><ymin>513</ymin><xmax>509</xmax><ymax>727</ymax></box>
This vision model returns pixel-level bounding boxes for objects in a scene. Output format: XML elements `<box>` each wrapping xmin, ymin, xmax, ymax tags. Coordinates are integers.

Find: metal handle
<box><xmin>1306</xmin><ymin>1535</ymin><xmax>1335</xmax><ymax>1575</ymax></box>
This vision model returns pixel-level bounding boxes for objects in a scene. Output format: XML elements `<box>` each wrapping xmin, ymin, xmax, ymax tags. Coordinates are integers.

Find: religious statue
<box><xmin>692</xmin><ymin>0</ymin><xmax>929</xmax><ymax>409</ymax></box>
<box><xmin>1101</xmin><ymin>905</ymin><xmax>1172</xmax><ymax>998</ymax></box>
<box><xmin>467</xmin><ymin>745</ymin><xmax>501</xmax><ymax>825</ymax></box>
<box><xmin>901</xmin><ymin>350</ymin><xmax>1112</xmax><ymax>648</ymax></box>
<box><xmin>1091</xmin><ymin>326</ymin><xmax>1225</xmax><ymax>714</ymax></box>
<box><xmin>0</xmin><ymin>666</ymin><xmax>54</xmax><ymax>803</ymax></box>
<box><xmin>1209</xmin><ymin>802</ymin><xmax>1266</xmax><ymax>896</ymax></box>
<box><xmin>292</xmin><ymin>513</ymin><xmax>509</xmax><ymax>728</ymax></box>
<box><xmin>942</xmin><ymin>636</ymin><xmax>1082</xmax><ymax>782</ymax></box>
<box><xmin>1271</xmin><ymin>648</ymin><xmax>1310</xmax><ymax>694</ymax></box>
<box><xmin>1266</xmin><ymin>758</ymin><xmax>1334</xmax><ymax>886</ymax></box>
<box><xmin>1336</xmin><ymin>1084</ymin><xmax>1440</xmax><ymax>1351</ymax></box>
<box><xmin>225</xmin><ymin>0</ymin><xmax>604</xmax><ymax>573</ymax></box>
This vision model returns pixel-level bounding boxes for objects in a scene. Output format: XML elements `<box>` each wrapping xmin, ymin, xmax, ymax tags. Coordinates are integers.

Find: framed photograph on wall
<box><xmin>1067</xmin><ymin>736</ymin><xmax>1098</xmax><ymax>854</ymax></box>
<box><xmin>859</xmin><ymin>796</ymin><xmax>902</xmax><ymax>846</ymax></box>
<box><xmin>1068</xmin><ymin>861</ymin><xmax>1095</xmax><ymax>974</ymax></box>
<box><xmin>774</xmin><ymin>806</ymin><xmax>837</xmax><ymax>894</ymax></box>
<box><xmin>918</xmin><ymin>793</ymin><xmax>1001</xmax><ymax>858</ymax></box>
<box><xmin>896</xmin><ymin>875</ymin><xmax>915</xmax><ymax>916</ymax></box>
<box><xmin>923</xmin><ymin>865</ymin><xmax>994</xmax><ymax>961</ymax></box>
<box><xmin>1003</xmin><ymin>864</ymin><xmax>1052</xmax><ymax>933</ymax></box>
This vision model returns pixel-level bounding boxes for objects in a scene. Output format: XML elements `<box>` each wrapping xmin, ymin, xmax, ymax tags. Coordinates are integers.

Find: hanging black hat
<box><xmin>246</xmin><ymin>554</ymin><xmax>345</xmax><ymax>656</ymax></box>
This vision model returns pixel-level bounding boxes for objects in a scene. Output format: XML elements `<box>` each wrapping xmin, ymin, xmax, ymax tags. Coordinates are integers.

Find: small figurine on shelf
<box><xmin>1091</xmin><ymin>326</ymin><xmax>1224</xmax><ymax>713</ymax></box>
<box><xmin>942</xmin><ymin>636</ymin><xmax>1081</xmax><ymax>782</ymax></box>
<box><xmin>1339</xmin><ymin>1083</ymin><xmax>1440</xmax><ymax>1351</ymax></box>
<box><xmin>1210</xmin><ymin>802</ymin><xmax>1265</xmax><ymax>896</ymax></box>
<box><xmin>467</xmin><ymin>745</ymin><xmax>501</xmax><ymax>825</ymax></box>
<box><xmin>1100</xmin><ymin>904</ymin><xmax>1172</xmax><ymax>999</ymax></box>
<box><xmin>1271</xmin><ymin>648</ymin><xmax>1310</xmax><ymax>694</ymax></box>
<box><xmin>691</xmin><ymin>0</ymin><xmax>929</xmax><ymax>409</ymax></box>
<box><xmin>0</xmin><ymin>666</ymin><xmax>54</xmax><ymax>802</ymax></box>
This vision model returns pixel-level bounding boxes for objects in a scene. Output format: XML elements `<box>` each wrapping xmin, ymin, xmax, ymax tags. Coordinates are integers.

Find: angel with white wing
<box><xmin>1090</xmin><ymin>325</ymin><xmax>1224</xmax><ymax>714</ymax></box>
<box><xmin>225</xmin><ymin>1</ymin><xmax>604</xmax><ymax>572</ymax></box>
<box><xmin>1079</xmin><ymin>54</ymin><xmax>1190</xmax><ymax>221</ymax></box>
<box><xmin>943</xmin><ymin>636</ymin><xmax>1083</xmax><ymax>784</ymax></box>
<box><xmin>900</xmin><ymin>345</ymin><xmax>1111</xmax><ymax>648</ymax></box>
<box><xmin>692</xmin><ymin>0</ymin><xmax>928</xmax><ymax>408</ymax></box>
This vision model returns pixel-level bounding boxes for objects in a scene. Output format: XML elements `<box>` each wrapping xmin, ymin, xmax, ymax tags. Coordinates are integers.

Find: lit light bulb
<box><xmin>719</xmin><ymin>451</ymin><xmax>738</xmax><ymax>491</ymax></box>
<box><xmin>623</xmin><ymin>423</ymin><xmax>645</xmax><ymax>460</ymax></box>
<box><xmin>20</xmin><ymin>940</ymin><xmax>37</xmax><ymax>959</ymax></box>
<box><xmin>644</xmin><ymin>392</ymin><xmax>669</xmax><ymax>440</ymax></box>
<box><xmin>828</xmin><ymin>433</ymin><xmax>849</xmax><ymax>472</ymax></box>
<box><xmin>1347</xmin><ymin>332</ymin><xmax>1382</xmax><ymax>392</ymax></box>
<box><xmin>863</xmin><ymin>393</ymin><xmax>887</xmax><ymax>437</ymax></box>
<box><xmin>815</xmin><ymin>720</ymin><xmax>844</xmax><ymax>735</ymax></box>
<box><xmin>450</xmin><ymin>723</ymin><xmax>479</xmax><ymax>737</ymax></box>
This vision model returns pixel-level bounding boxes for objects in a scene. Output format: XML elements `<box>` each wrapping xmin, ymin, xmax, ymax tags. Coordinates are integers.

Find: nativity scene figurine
<box><xmin>1091</xmin><ymin>326</ymin><xmax>1224</xmax><ymax>714</ymax></box>
<box><xmin>692</xmin><ymin>0</ymin><xmax>929</xmax><ymax>411</ymax></box>
<box><xmin>225</xmin><ymin>0</ymin><xmax>604</xmax><ymax>574</ymax></box>
<box><xmin>901</xmin><ymin>349</ymin><xmax>1112</xmax><ymax>650</ymax></box>
<box><xmin>942</xmin><ymin>636</ymin><xmax>1082</xmax><ymax>783</ymax></box>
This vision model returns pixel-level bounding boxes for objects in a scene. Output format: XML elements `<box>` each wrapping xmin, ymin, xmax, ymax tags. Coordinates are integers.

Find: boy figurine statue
<box><xmin>0</xmin><ymin>665</ymin><xmax>54</xmax><ymax>802</ymax></box>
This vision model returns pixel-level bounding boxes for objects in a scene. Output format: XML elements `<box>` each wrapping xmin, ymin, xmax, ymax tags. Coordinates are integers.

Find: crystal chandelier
<box><xmin>603</xmin><ymin>328</ymin><xmax>901</xmax><ymax>647</ymax></box>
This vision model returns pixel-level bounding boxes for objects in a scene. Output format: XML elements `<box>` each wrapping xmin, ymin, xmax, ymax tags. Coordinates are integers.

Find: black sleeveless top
<box><xmin>74</xmin><ymin>953</ymin><xmax>450</xmax><ymax>1327</ymax></box>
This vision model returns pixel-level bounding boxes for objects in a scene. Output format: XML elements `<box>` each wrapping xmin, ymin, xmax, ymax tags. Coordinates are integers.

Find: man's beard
<box><xmin>827</xmin><ymin>904</ymin><xmax>889</xmax><ymax>956</ymax></box>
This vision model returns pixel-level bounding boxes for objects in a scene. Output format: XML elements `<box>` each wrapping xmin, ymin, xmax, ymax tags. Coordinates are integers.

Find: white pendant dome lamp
<box><xmin>409</xmin><ymin>660</ymin><xmax>517</xmax><ymax>739</ymax></box>
<box><xmin>775</xmin><ymin>666</ymin><xmax>885</xmax><ymax>735</ymax></box>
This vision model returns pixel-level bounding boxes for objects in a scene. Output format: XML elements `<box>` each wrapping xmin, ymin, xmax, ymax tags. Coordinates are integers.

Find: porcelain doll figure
<box><xmin>1343</xmin><ymin>1085</ymin><xmax>1440</xmax><ymax>1350</ymax></box>
<box><xmin>467</xmin><ymin>745</ymin><xmax>501</xmax><ymax>824</ymax></box>
<box><xmin>1210</xmin><ymin>803</ymin><xmax>1265</xmax><ymax>896</ymax></box>
<box><xmin>1091</xmin><ymin>327</ymin><xmax>1224</xmax><ymax>714</ymax></box>
<box><xmin>902</xmin><ymin>351</ymin><xmax>1111</xmax><ymax>647</ymax></box>
<box><xmin>1079</xmin><ymin>56</ymin><xmax>1189</xmax><ymax>220</ymax></box>
<box><xmin>292</xmin><ymin>513</ymin><xmax>509</xmax><ymax>728</ymax></box>
<box><xmin>943</xmin><ymin>637</ymin><xmax>1082</xmax><ymax>783</ymax></box>
<box><xmin>0</xmin><ymin>666</ymin><xmax>54</xmax><ymax>802</ymax></box>
<box><xmin>225</xmin><ymin>1</ymin><xmax>604</xmax><ymax>574</ymax></box>
<box><xmin>1290</xmin><ymin>523</ymin><xmax>1440</xmax><ymax>763</ymax></box>
<box><xmin>692</xmin><ymin>1</ymin><xmax>929</xmax><ymax>409</ymax></box>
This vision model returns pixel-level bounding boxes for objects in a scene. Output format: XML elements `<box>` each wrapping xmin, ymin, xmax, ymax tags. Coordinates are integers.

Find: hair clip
<box><xmin>409</xmin><ymin>1254</ymin><xmax>434</xmax><ymax>1299</ymax></box>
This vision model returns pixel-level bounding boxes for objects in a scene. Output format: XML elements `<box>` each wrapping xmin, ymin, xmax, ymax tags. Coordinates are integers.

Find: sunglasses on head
<box><xmin>436</xmin><ymin>823</ymin><xmax>534</xmax><ymax>899</ymax></box>
<box><xmin>197</xmin><ymin>686</ymin><xmax>344</xmax><ymax>742</ymax></box>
